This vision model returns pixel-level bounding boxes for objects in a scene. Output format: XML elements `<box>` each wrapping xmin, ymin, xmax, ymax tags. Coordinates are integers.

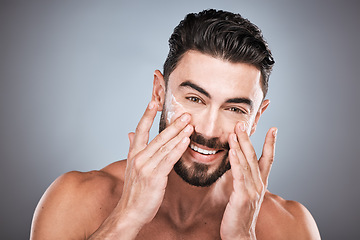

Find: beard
<box><xmin>159</xmin><ymin>107</ymin><xmax>231</xmax><ymax>187</ymax></box>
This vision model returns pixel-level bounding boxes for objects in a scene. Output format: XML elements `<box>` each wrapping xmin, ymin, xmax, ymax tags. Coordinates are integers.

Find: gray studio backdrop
<box><xmin>1</xmin><ymin>0</ymin><xmax>359</xmax><ymax>239</ymax></box>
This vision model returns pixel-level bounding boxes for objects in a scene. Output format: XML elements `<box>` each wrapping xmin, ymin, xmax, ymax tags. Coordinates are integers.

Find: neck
<box><xmin>160</xmin><ymin>170</ymin><xmax>233</xmax><ymax>226</ymax></box>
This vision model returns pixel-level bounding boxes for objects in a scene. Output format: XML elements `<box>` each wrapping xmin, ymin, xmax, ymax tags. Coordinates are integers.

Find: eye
<box><xmin>227</xmin><ymin>107</ymin><xmax>246</xmax><ymax>114</ymax></box>
<box><xmin>186</xmin><ymin>96</ymin><xmax>203</xmax><ymax>104</ymax></box>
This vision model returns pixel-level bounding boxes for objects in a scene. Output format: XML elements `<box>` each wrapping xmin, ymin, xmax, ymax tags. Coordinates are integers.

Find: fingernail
<box><xmin>181</xmin><ymin>113</ymin><xmax>190</xmax><ymax>122</ymax></box>
<box><xmin>240</xmin><ymin>122</ymin><xmax>246</xmax><ymax>132</ymax></box>
<box><xmin>232</xmin><ymin>134</ymin><xmax>237</xmax><ymax>142</ymax></box>
<box><xmin>184</xmin><ymin>125</ymin><xmax>192</xmax><ymax>133</ymax></box>
<box><xmin>148</xmin><ymin>101</ymin><xmax>155</xmax><ymax>110</ymax></box>
<box><xmin>182</xmin><ymin>137</ymin><xmax>189</xmax><ymax>143</ymax></box>
<box><xmin>230</xmin><ymin>149</ymin><xmax>236</xmax><ymax>156</ymax></box>
<box><xmin>273</xmin><ymin>128</ymin><xmax>278</xmax><ymax>138</ymax></box>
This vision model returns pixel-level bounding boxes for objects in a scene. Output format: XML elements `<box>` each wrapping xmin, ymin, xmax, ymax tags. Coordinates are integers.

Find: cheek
<box><xmin>166</xmin><ymin>95</ymin><xmax>187</xmax><ymax>124</ymax></box>
<box><xmin>166</xmin><ymin>95</ymin><xmax>204</xmax><ymax>125</ymax></box>
<box><xmin>216</xmin><ymin>112</ymin><xmax>253</xmax><ymax>134</ymax></box>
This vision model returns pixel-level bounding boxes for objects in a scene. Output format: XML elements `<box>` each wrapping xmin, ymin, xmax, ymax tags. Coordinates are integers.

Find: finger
<box><xmin>259</xmin><ymin>127</ymin><xmax>277</xmax><ymax>186</ymax></box>
<box><xmin>128</xmin><ymin>132</ymin><xmax>135</xmax><ymax>147</ymax></box>
<box><xmin>228</xmin><ymin>148</ymin><xmax>243</xmax><ymax>183</ymax></box>
<box><xmin>235</xmin><ymin>122</ymin><xmax>263</xmax><ymax>189</ymax></box>
<box><xmin>155</xmin><ymin>130</ymin><xmax>193</xmax><ymax>175</ymax></box>
<box><xmin>228</xmin><ymin>133</ymin><xmax>256</xmax><ymax>191</ymax></box>
<box><xmin>229</xmin><ymin>146</ymin><xmax>254</xmax><ymax>200</ymax></box>
<box><xmin>131</xmin><ymin>101</ymin><xmax>158</xmax><ymax>156</ymax></box>
<box><xmin>143</xmin><ymin>113</ymin><xmax>191</xmax><ymax>160</ymax></box>
<box><xmin>146</xmin><ymin>124</ymin><xmax>193</xmax><ymax>172</ymax></box>
<box><xmin>127</xmin><ymin>132</ymin><xmax>136</xmax><ymax>159</ymax></box>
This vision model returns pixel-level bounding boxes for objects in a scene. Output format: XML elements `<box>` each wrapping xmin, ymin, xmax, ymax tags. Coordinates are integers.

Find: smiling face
<box><xmin>155</xmin><ymin>50</ymin><xmax>269</xmax><ymax>187</ymax></box>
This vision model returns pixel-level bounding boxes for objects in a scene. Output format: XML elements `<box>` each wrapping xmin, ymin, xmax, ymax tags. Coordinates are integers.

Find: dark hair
<box><xmin>163</xmin><ymin>9</ymin><xmax>275</xmax><ymax>97</ymax></box>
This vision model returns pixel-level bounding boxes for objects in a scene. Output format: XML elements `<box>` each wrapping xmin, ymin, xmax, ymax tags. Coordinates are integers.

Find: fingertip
<box><xmin>231</xmin><ymin>149</ymin><xmax>239</xmax><ymax>160</ymax></box>
<box><xmin>228</xmin><ymin>149</ymin><xmax>236</xmax><ymax>165</ymax></box>
<box><xmin>128</xmin><ymin>132</ymin><xmax>135</xmax><ymax>142</ymax></box>
<box><xmin>227</xmin><ymin>132</ymin><xmax>233</xmax><ymax>141</ymax></box>
<box><xmin>148</xmin><ymin>101</ymin><xmax>156</xmax><ymax>110</ymax></box>
<box><xmin>180</xmin><ymin>112</ymin><xmax>191</xmax><ymax>122</ymax></box>
<box><xmin>235</xmin><ymin>121</ymin><xmax>250</xmax><ymax>136</ymax></box>
<box><xmin>227</xmin><ymin>133</ymin><xmax>237</xmax><ymax>149</ymax></box>
<box><xmin>270</xmin><ymin>127</ymin><xmax>278</xmax><ymax>139</ymax></box>
<box><xmin>182</xmin><ymin>136</ymin><xmax>190</xmax><ymax>144</ymax></box>
<box><xmin>273</xmin><ymin>128</ymin><xmax>278</xmax><ymax>138</ymax></box>
<box><xmin>184</xmin><ymin>124</ymin><xmax>194</xmax><ymax>134</ymax></box>
<box><xmin>266</xmin><ymin>127</ymin><xmax>277</xmax><ymax>139</ymax></box>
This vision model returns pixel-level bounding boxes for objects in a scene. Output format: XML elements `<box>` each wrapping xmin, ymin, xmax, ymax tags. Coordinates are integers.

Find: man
<box><xmin>31</xmin><ymin>9</ymin><xmax>321</xmax><ymax>239</ymax></box>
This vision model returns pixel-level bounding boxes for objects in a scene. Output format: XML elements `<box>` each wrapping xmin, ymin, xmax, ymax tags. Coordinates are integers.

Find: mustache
<box><xmin>190</xmin><ymin>131</ymin><xmax>230</xmax><ymax>150</ymax></box>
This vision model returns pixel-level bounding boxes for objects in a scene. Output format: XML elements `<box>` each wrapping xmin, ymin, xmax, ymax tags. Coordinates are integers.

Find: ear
<box><xmin>152</xmin><ymin>70</ymin><xmax>166</xmax><ymax>111</ymax></box>
<box><xmin>250</xmin><ymin>99</ymin><xmax>270</xmax><ymax>136</ymax></box>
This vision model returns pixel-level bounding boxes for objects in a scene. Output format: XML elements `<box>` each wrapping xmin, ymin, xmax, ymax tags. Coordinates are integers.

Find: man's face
<box><xmin>159</xmin><ymin>50</ymin><xmax>265</xmax><ymax>187</ymax></box>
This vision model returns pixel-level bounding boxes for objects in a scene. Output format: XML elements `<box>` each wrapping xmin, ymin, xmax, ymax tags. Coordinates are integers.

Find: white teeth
<box><xmin>190</xmin><ymin>144</ymin><xmax>217</xmax><ymax>155</ymax></box>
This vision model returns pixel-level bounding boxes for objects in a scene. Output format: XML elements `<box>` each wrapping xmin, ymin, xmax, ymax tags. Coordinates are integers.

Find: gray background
<box><xmin>1</xmin><ymin>0</ymin><xmax>359</xmax><ymax>239</ymax></box>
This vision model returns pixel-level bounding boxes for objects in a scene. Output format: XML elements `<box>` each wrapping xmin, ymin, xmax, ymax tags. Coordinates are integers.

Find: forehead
<box><xmin>168</xmin><ymin>51</ymin><xmax>264</xmax><ymax>107</ymax></box>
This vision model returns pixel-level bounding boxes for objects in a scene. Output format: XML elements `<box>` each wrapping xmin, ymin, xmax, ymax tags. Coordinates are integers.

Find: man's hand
<box><xmin>89</xmin><ymin>101</ymin><xmax>193</xmax><ymax>239</ymax></box>
<box><xmin>220</xmin><ymin>122</ymin><xmax>277</xmax><ymax>240</ymax></box>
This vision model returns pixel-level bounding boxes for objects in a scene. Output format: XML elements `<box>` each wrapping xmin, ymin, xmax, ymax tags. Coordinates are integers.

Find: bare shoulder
<box><xmin>257</xmin><ymin>191</ymin><xmax>321</xmax><ymax>240</ymax></box>
<box><xmin>31</xmin><ymin>160</ymin><xmax>128</xmax><ymax>240</ymax></box>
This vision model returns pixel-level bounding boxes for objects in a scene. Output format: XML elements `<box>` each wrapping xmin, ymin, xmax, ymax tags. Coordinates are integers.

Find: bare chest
<box><xmin>135</xmin><ymin>214</ymin><xmax>223</xmax><ymax>240</ymax></box>
<box><xmin>133</xmin><ymin>212</ymin><xmax>281</xmax><ymax>240</ymax></box>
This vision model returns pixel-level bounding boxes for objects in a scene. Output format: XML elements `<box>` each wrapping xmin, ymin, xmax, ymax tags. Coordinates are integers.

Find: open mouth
<box><xmin>189</xmin><ymin>143</ymin><xmax>220</xmax><ymax>155</ymax></box>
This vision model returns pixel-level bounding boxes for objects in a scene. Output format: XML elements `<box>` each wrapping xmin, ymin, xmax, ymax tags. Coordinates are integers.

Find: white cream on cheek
<box><xmin>165</xmin><ymin>91</ymin><xmax>186</xmax><ymax>124</ymax></box>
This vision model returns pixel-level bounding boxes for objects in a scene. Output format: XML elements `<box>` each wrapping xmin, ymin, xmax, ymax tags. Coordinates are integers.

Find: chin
<box><xmin>173</xmin><ymin>150</ymin><xmax>231</xmax><ymax>187</ymax></box>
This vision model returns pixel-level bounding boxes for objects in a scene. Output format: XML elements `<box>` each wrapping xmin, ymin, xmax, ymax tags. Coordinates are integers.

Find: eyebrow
<box><xmin>226</xmin><ymin>98</ymin><xmax>253</xmax><ymax>110</ymax></box>
<box><xmin>179</xmin><ymin>80</ymin><xmax>253</xmax><ymax>110</ymax></box>
<box><xmin>179</xmin><ymin>81</ymin><xmax>210</xmax><ymax>98</ymax></box>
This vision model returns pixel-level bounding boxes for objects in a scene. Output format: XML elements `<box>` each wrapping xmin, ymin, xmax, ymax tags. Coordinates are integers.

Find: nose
<box><xmin>192</xmin><ymin>107</ymin><xmax>223</xmax><ymax>139</ymax></box>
